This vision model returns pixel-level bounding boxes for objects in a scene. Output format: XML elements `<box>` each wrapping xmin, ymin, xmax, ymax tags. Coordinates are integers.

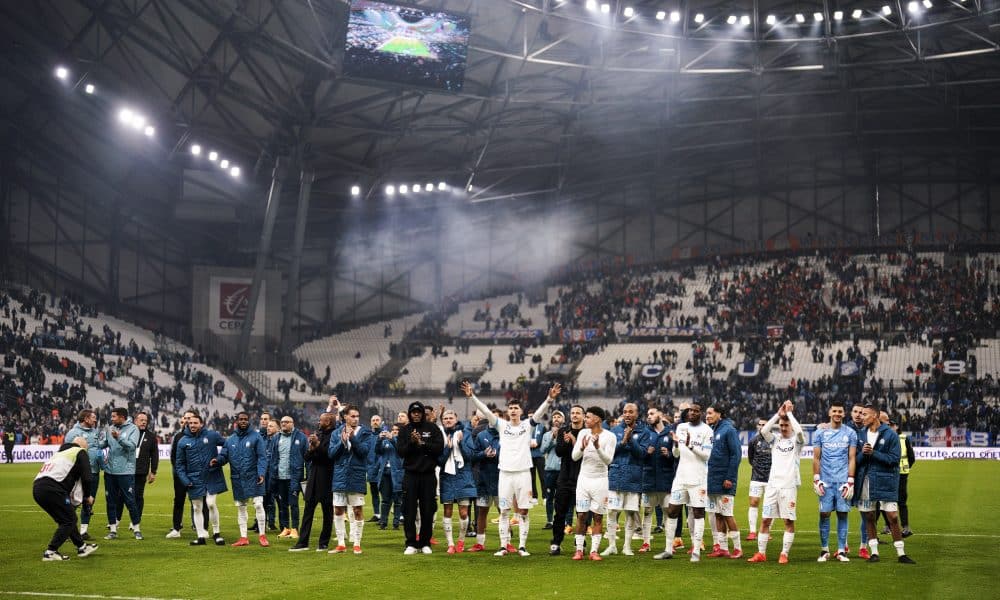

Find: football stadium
<box><xmin>1</xmin><ymin>0</ymin><xmax>999</xmax><ymax>598</ymax></box>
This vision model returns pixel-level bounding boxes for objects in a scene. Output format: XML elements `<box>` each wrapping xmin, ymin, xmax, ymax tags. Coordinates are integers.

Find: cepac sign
<box><xmin>209</xmin><ymin>277</ymin><xmax>265</xmax><ymax>335</ymax></box>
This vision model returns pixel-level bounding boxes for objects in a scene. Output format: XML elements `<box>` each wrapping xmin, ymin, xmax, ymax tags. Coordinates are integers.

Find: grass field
<box><xmin>380</xmin><ymin>36</ymin><xmax>433</xmax><ymax>58</ymax></box>
<box><xmin>0</xmin><ymin>460</ymin><xmax>997</xmax><ymax>600</ymax></box>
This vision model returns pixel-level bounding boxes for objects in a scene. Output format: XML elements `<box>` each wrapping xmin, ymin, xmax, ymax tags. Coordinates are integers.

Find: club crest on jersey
<box><xmin>202</xmin><ymin>438</ymin><xmax>209</xmax><ymax>444</ymax></box>
<box><xmin>245</xmin><ymin>441</ymin><xmax>251</xmax><ymax>448</ymax></box>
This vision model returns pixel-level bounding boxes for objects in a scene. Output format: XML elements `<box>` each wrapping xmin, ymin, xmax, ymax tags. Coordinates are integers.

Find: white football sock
<box><xmin>252</xmin><ymin>497</ymin><xmax>266</xmax><ymax>532</ymax></box>
<box><xmin>691</xmin><ymin>517</ymin><xmax>704</xmax><ymax>556</ymax></box>
<box><xmin>605</xmin><ymin>510</ymin><xmax>619</xmax><ymax>548</ymax></box>
<box><xmin>748</xmin><ymin>506</ymin><xmax>758</xmax><ymax>533</ymax></box>
<box><xmin>191</xmin><ymin>498</ymin><xmax>208</xmax><ymax>539</ymax></box>
<box><xmin>443</xmin><ymin>517</ymin><xmax>454</xmax><ymax>546</ymax></box>
<box><xmin>575</xmin><ymin>534</ymin><xmax>585</xmax><ymax>552</ymax></box>
<box><xmin>893</xmin><ymin>540</ymin><xmax>905</xmax><ymax>557</ymax></box>
<box><xmin>641</xmin><ymin>509</ymin><xmax>653</xmax><ymax>544</ymax></box>
<box><xmin>758</xmin><ymin>532</ymin><xmax>770</xmax><ymax>555</ymax></box>
<box><xmin>868</xmin><ymin>538</ymin><xmax>879</xmax><ymax>556</ymax></box>
<box><xmin>590</xmin><ymin>533</ymin><xmax>603</xmax><ymax>553</ymax></box>
<box><xmin>498</xmin><ymin>510</ymin><xmax>510</xmax><ymax>547</ymax></box>
<box><xmin>334</xmin><ymin>514</ymin><xmax>346</xmax><ymax>546</ymax></box>
<box><xmin>518</xmin><ymin>513</ymin><xmax>530</xmax><ymax>549</ymax></box>
<box><xmin>459</xmin><ymin>517</ymin><xmax>469</xmax><ymax>541</ymax></box>
<box><xmin>237</xmin><ymin>504</ymin><xmax>248</xmax><ymax>538</ymax></box>
<box><xmin>664</xmin><ymin>517</ymin><xmax>678</xmax><ymax>551</ymax></box>
<box><xmin>729</xmin><ymin>530</ymin><xmax>742</xmax><ymax>551</ymax></box>
<box><xmin>782</xmin><ymin>531</ymin><xmax>795</xmax><ymax>555</ymax></box>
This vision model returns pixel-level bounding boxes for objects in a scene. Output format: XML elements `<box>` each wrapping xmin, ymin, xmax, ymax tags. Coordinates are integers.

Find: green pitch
<box><xmin>0</xmin><ymin>460</ymin><xmax>997</xmax><ymax>599</ymax></box>
<box><xmin>379</xmin><ymin>36</ymin><xmax>433</xmax><ymax>58</ymax></box>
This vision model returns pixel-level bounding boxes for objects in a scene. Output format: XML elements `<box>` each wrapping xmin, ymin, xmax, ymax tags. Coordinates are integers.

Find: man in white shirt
<box><xmin>570</xmin><ymin>406</ymin><xmax>616</xmax><ymax>561</ymax></box>
<box><xmin>655</xmin><ymin>403</ymin><xmax>713</xmax><ymax>562</ymax></box>
<box><xmin>462</xmin><ymin>381</ymin><xmax>561</xmax><ymax>557</ymax></box>
<box><xmin>748</xmin><ymin>400</ymin><xmax>805</xmax><ymax>564</ymax></box>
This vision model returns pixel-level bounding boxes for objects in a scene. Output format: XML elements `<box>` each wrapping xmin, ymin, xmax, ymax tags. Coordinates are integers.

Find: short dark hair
<box><xmin>112</xmin><ymin>407</ymin><xmax>128</xmax><ymax>418</ymax></box>
<box><xmin>344</xmin><ymin>404</ymin><xmax>360</xmax><ymax>415</ymax></box>
<box><xmin>507</xmin><ymin>398</ymin><xmax>522</xmax><ymax>408</ymax></box>
<box><xmin>260</xmin><ymin>411</ymin><xmax>271</xmax><ymax>419</ymax></box>
<box><xmin>77</xmin><ymin>409</ymin><xmax>94</xmax><ymax>422</ymax></box>
<box><xmin>829</xmin><ymin>400</ymin><xmax>845</xmax><ymax>410</ymax></box>
<box><xmin>708</xmin><ymin>405</ymin><xmax>726</xmax><ymax>417</ymax></box>
<box><xmin>188</xmin><ymin>412</ymin><xmax>203</xmax><ymax>423</ymax></box>
<box><xmin>586</xmin><ymin>406</ymin><xmax>606</xmax><ymax>421</ymax></box>
<box><xmin>237</xmin><ymin>411</ymin><xmax>249</xmax><ymax>419</ymax></box>
<box><xmin>863</xmin><ymin>401</ymin><xmax>879</xmax><ymax>412</ymax></box>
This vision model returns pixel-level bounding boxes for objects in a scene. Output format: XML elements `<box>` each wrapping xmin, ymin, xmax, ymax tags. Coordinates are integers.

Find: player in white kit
<box><xmin>570</xmin><ymin>406</ymin><xmax>616</xmax><ymax>561</ymax></box>
<box><xmin>655</xmin><ymin>403</ymin><xmax>713</xmax><ymax>562</ymax></box>
<box><xmin>748</xmin><ymin>400</ymin><xmax>805</xmax><ymax>564</ymax></box>
<box><xmin>463</xmin><ymin>381</ymin><xmax>561</xmax><ymax>557</ymax></box>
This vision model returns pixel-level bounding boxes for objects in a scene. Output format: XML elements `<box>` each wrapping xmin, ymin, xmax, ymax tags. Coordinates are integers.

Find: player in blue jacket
<box><xmin>438</xmin><ymin>410</ymin><xmax>478</xmax><ymax>554</ymax></box>
<box><xmin>328</xmin><ymin>405</ymin><xmax>374</xmax><ymax>554</ymax></box>
<box><xmin>705</xmin><ymin>405</ymin><xmax>743</xmax><ymax>558</ymax></box>
<box><xmin>468</xmin><ymin>414</ymin><xmax>501</xmax><ymax>552</ymax></box>
<box><xmin>375</xmin><ymin>423</ymin><xmax>404</xmax><ymax>529</ymax></box>
<box><xmin>641</xmin><ymin>407</ymin><xmax>675</xmax><ymax>554</ymax></box>
<box><xmin>174</xmin><ymin>413</ymin><xmax>227</xmax><ymax>545</ymax></box>
<box><xmin>603</xmin><ymin>402</ymin><xmax>651</xmax><ymax>556</ymax></box>
<box><xmin>270</xmin><ymin>417</ymin><xmax>308</xmax><ymax>539</ymax></box>
<box><xmin>219</xmin><ymin>411</ymin><xmax>269</xmax><ymax>547</ymax></box>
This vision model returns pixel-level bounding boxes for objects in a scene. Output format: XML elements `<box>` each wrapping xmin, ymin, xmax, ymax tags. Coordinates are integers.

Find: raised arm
<box><xmin>529</xmin><ymin>383</ymin><xmax>561</xmax><ymax>426</ymax></box>
<box><xmin>760</xmin><ymin>413</ymin><xmax>780</xmax><ymax>444</ymax></box>
<box><xmin>462</xmin><ymin>381</ymin><xmax>497</xmax><ymax>428</ymax></box>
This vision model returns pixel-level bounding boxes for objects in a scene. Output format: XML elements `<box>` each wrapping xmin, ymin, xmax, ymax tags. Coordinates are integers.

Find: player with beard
<box><xmin>847</xmin><ymin>402</ymin><xmax>870</xmax><ymax>559</ymax></box>
<box><xmin>602</xmin><ymin>402</ymin><xmax>650</xmax><ymax>556</ymax></box>
<box><xmin>219</xmin><ymin>412</ymin><xmax>269</xmax><ymax>547</ymax></box>
<box><xmin>549</xmin><ymin>405</ymin><xmax>585</xmax><ymax>555</ymax></box>
<box><xmin>746</xmin><ymin>417</ymin><xmax>771</xmax><ymax>542</ymax></box>
<box><xmin>329</xmin><ymin>405</ymin><xmax>374</xmax><ymax>555</ymax></box>
<box><xmin>656</xmin><ymin>404</ymin><xmax>712</xmax><ymax>562</ymax></box>
<box><xmin>641</xmin><ymin>407</ymin><xmax>675</xmax><ymax>554</ymax></box>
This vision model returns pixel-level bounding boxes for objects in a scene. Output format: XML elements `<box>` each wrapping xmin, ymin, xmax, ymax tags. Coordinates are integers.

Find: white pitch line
<box><xmin>0</xmin><ymin>592</ymin><xmax>189</xmax><ymax>600</ymax></box>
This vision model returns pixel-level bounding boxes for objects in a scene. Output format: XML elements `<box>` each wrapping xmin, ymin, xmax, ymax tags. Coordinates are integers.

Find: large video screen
<box><xmin>344</xmin><ymin>0</ymin><xmax>471</xmax><ymax>92</ymax></box>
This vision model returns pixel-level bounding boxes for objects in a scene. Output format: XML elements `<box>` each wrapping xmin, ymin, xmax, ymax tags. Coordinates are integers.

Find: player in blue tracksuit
<box><xmin>469</xmin><ymin>415</ymin><xmax>501</xmax><ymax>552</ymax></box>
<box><xmin>437</xmin><ymin>410</ymin><xmax>478</xmax><ymax>553</ymax></box>
<box><xmin>375</xmin><ymin>423</ymin><xmax>404</xmax><ymax>529</ymax></box>
<box><xmin>270</xmin><ymin>417</ymin><xmax>308</xmax><ymax>538</ymax></box>
<box><xmin>812</xmin><ymin>400</ymin><xmax>857</xmax><ymax>562</ymax></box>
<box><xmin>100</xmin><ymin>408</ymin><xmax>143</xmax><ymax>540</ymax></box>
<box><xmin>174</xmin><ymin>413</ymin><xmax>227</xmax><ymax>545</ymax></box>
<box><xmin>65</xmin><ymin>409</ymin><xmax>101</xmax><ymax>539</ymax></box>
<box><xmin>604</xmin><ymin>402</ymin><xmax>651</xmax><ymax>555</ymax></box>
<box><xmin>219</xmin><ymin>411</ymin><xmax>269</xmax><ymax>546</ymax></box>
<box><xmin>328</xmin><ymin>405</ymin><xmax>374</xmax><ymax>552</ymax></box>
<box><xmin>705</xmin><ymin>406</ymin><xmax>743</xmax><ymax>557</ymax></box>
<box><xmin>846</xmin><ymin>403</ymin><xmax>870</xmax><ymax>557</ymax></box>
<box><xmin>642</xmin><ymin>408</ymin><xmax>676</xmax><ymax>554</ymax></box>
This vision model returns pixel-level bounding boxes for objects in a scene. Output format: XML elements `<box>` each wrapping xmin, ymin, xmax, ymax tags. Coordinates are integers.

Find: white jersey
<box><xmin>470</xmin><ymin>394</ymin><xmax>552</xmax><ymax>473</ymax></box>
<box><xmin>672</xmin><ymin>422</ymin><xmax>713</xmax><ymax>486</ymax></box>
<box><xmin>572</xmin><ymin>429</ymin><xmax>616</xmax><ymax>480</ymax></box>
<box><xmin>762</xmin><ymin>413</ymin><xmax>806</xmax><ymax>489</ymax></box>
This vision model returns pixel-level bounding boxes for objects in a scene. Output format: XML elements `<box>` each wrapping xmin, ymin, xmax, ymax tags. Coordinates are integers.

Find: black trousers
<box><xmin>172</xmin><ymin>474</ymin><xmax>208</xmax><ymax>531</ymax></box>
<box><xmin>403</xmin><ymin>471</ymin><xmax>437</xmax><ymax>548</ymax></box>
<box><xmin>298</xmin><ymin>485</ymin><xmax>333</xmax><ymax>547</ymax></box>
<box><xmin>530</xmin><ymin>456</ymin><xmax>545</xmax><ymax>498</ymax></box>
<box><xmin>3</xmin><ymin>442</ymin><xmax>13</xmax><ymax>463</ymax></box>
<box><xmin>117</xmin><ymin>472</ymin><xmax>148</xmax><ymax>522</ymax></box>
<box><xmin>369</xmin><ymin>480</ymin><xmax>381</xmax><ymax>516</ymax></box>
<box><xmin>898</xmin><ymin>474</ymin><xmax>910</xmax><ymax>527</ymax></box>
<box><xmin>550</xmin><ymin>483</ymin><xmax>576</xmax><ymax>547</ymax></box>
<box><xmin>33</xmin><ymin>482</ymin><xmax>84</xmax><ymax>552</ymax></box>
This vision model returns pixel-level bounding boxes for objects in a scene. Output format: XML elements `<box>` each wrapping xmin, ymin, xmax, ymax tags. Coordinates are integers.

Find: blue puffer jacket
<box><xmin>608</xmin><ymin>421</ymin><xmax>651</xmax><ymax>493</ymax></box>
<box><xmin>530</xmin><ymin>423</ymin><xmax>545</xmax><ymax>459</ymax></box>
<box><xmin>329</xmin><ymin>424</ymin><xmax>374</xmax><ymax>494</ymax></box>
<box><xmin>268</xmin><ymin>429</ymin><xmax>308</xmax><ymax>487</ymax></box>
<box><xmin>174</xmin><ymin>428</ymin><xmax>227</xmax><ymax>499</ymax></box>
<box><xmin>65</xmin><ymin>424</ymin><xmax>102</xmax><ymax>473</ymax></box>
<box><xmin>854</xmin><ymin>424</ymin><xmax>901</xmax><ymax>503</ymax></box>
<box><xmin>373</xmin><ymin>436</ymin><xmax>404</xmax><ymax>493</ymax></box>
<box><xmin>471</xmin><ymin>426</ymin><xmax>500</xmax><ymax>497</ymax></box>
<box><xmin>101</xmin><ymin>419</ymin><xmax>139</xmax><ymax>475</ymax></box>
<box><xmin>707</xmin><ymin>418</ymin><xmax>742</xmax><ymax>495</ymax></box>
<box><xmin>643</xmin><ymin>426</ymin><xmax>676</xmax><ymax>493</ymax></box>
<box><xmin>437</xmin><ymin>423</ymin><xmax>478</xmax><ymax>502</ymax></box>
<box><xmin>366</xmin><ymin>428</ymin><xmax>384</xmax><ymax>483</ymax></box>
<box><xmin>219</xmin><ymin>427</ymin><xmax>268</xmax><ymax>501</ymax></box>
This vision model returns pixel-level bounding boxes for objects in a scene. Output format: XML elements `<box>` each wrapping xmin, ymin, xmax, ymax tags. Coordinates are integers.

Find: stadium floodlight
<box><xmin>853</xmin><ymin>9</ymin><xmax>863</xmax><ymax>18</ymax></box>
<box><xmin>585</xmin><ymin>0</ymin><xmax>596</xmax><ymax>11</ymax></box>
<box><xmin>655</xmin><ymin>11</ymin><xmax>665</xmax><ymax>20</ymax></box>
<box><xmin>208</xmin><ymin>151</ymin><xmax>218</xmax><ymax>162</ymax></box>
<box><xmin>230</xmin><ymin>166</ymin><xmax>240</xmax><ymax>178</ymax></box>
<box><xmin>766</xmin><ymin>14</ymin><xmax>777</xmax><ymax>25</ymax></box>
<box><xmin>795</xmin><ymin>13</ymin><xmax>805</xmax><ymax>23</ymax></box>
<box><xmin>220</xmin><ymin>159</ymin><xmax>229</xmax><ymax>169</ymax></box>
<box><xmin>923</xmin><ymin>0</ymin><xmax>933</xmax><ymax>7</ymax></box>
<box><xmin>908</xmin><ymin>1</ymin><xmax>920</xmax><ymax>12</ymax></box>
<box><xmin>350</xmin><ymin>185</ymin><xmax>360</xmax><ymax>196</ymax></box>
<box><xmin>400</xmin><ymin>184</ymin><xmax>409</xmax><ymax>194</ymax></box>
<box><xmin>600</xmin><ymin>3</ymin><xmax>610</xmax><ymax>14</ymax></box>
<box><xmin>623</xmin><ymin>6</ymin><xmax>634</xmax><ymax>18</ymax></box>
<box><xmin>413</xmin><ymin>184</ymin><xmax>422</xmax><ymax>193</ymax></box>
<box><xmin>131</xmin><ymin>115</ymin><xmax>146</xmax><ymax>130</ymax></box>
<box><xmin>670</xmin><ymin>11</ymin><xmax>680</xmax><ymax>23</ymax></box>
<box><xmin>143</xmin><ymin>126</ymin><xmax>155</xmax><ymax>137</ymax></box>
<box><xmin>84</xmin><ymin>83</ymin><xmax>95</xmax><ymax>94</ymax></box>
<box><xmin>740</xmin><ymin>15</ymin><xmax>751</xmax><ymax>26</ymax></box>
<box><xmin>191</xmin><ymin>144</ymin><xmax>202</xmax><ymax>156</ymax></box>
<box><xmin>438</xmin><ymin>182</ymin><xmax>447</xmax><ymax>191</ymax></box>
<box><xmin>386</xmin><ymin>185</ymin><xmax>395</xmax><ymax>196</ymax></box>
<box><xmin>118</xmin><ymin>108</ymin><xmax>133</xmax><ymax>124</ymax></box>
<box><xmin>425</xmin><ymin>183</ymin><xmax>434</xmax><ymax>192</ymax></box>
<box><xmin>882</xmin><ymin>5</ymin><xmax>893</xmax><ymax>15</ymax></box>
<box><xmin>726</xmin><ymin>15</ymin><xmax>737</xmax><ymax>24</ymax></box>
<box><xmin>55</xmin><ymin>66</ymin><xmax>69</xmax><ymax>80</ymax></box>
<box><xmin>833</xmin><ymin>11</ymin><xmax>844</xmax><ymax>21</ymax></box>
<box><xmin>814</xmin><ymin>12</ymin><xmax>824</xmax><ymax>22</ymax></box>
<box><xmin>693</xmin><ymin>13</ymin><xmax>704</xmax><ymax>23</ymax></box>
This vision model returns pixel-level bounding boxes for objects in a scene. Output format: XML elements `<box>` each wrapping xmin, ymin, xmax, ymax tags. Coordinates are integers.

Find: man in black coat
<box><xmin>290</xmin><ymin>410</ymin><xmax>338</xmax><ymax>552</ymax></box>
<box><xmin>397</xmin><ymin>401</ymin><xmax>444</xmax><ymax>554</ymax></box>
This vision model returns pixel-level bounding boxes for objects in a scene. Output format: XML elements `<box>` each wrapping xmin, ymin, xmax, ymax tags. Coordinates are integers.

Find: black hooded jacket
<box><xmin>396</xmin><ymin>405</ymin><xmax>444</xmax><ymax>474</ymax></box>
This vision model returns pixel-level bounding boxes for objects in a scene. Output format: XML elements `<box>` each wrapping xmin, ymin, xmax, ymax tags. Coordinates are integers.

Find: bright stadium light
<box><xmin>350</xmin><ymin>185</ymin><xmax>360</xmax><ymax>196</ymax></box>
<box><xmin>437</xmin><ymin>182</ymin><xmax>447</xmax><ymax>191</ymax></box>
<box><xmin>766</xmin><ymin>14</ymin><xmax>777</xmax><ymax>25</ymax></box>
<box><xmin>600</xmin><ymin>3</ymin><xmax>610</xmax><ymax>15</ymax></box>
<box><xmin>693</xmin><ymin>13</ymin><xmax>704</xmax><ymax>23</ymax></box>
<box><xmin>741</xmin><ymin>15</ymin><xmax>751</xmax><ymax>26</ymax></box>
<box><xmin>670</xmin><ymin>11</ymin><xmax>680</xmax><ymax>23</ymax></box>
<box><xmin>814</xmin><ymin>12</ymin><xmax>824</xmax><ymax>22</ymax></box>
<box><xmin>834</xmin><ymin>11</ymin><xmax>844</xmax><ymax>21</ymax></box>
<box><xmin>54</xmin><ymin>66</ymin><xmax>69</xmax><ymax>80</ymax></box>
<box><xmin>923</xmin><ymin>0</ymin><xmax>933</xmax><ymax>7</ymax></box>
<box><xmin>908</xmin><ymin>1</ymin><xmax>920</xmax><ymax>12</ymax></box>
<box><xmin>131</xmin><ymin>115</ymin><xmax>146</xmax><ymax>130</ymax></box>
<box><xmin>386</xmin><ymin>185</ymin><xmax>395</xmax><ymax>196</ymax></box>
<box><xmin>853</xmin><ymin>9</ymin><xmax>863</xmax><ymax>18</ymax></box>
<box><xmin>230</xmin><ymin>166</ymin><xmax>241</xmax><ymax>178</ymax></box>
<box><xmin>84</xmin><ymin>83</ymin><xmax>95</xmax><ymax>94</ymax></box>
<box><xmin>655</xmin><ymin>11</ymin><xmax>665</xmax><ymax>20</ymax></box>
<box><xmin>623</xmin><ymin>6</ymin><xmax>634</xmax><ymax>18</ymax></box>
<box><xmin>118</xmin><ymin>108</ymin><xmax>133</xmax><ymax>124</ymax></box>
<box><xmin>220</xmin><ymin>159</ymin><xmax>229</xmax><ymax>169</ymax></box>
<box><xmin>585</xmin><ymin>0</ymin><xmax>596</xmax><ymax>11</ymax></box>
<box><xmin>191</xmin><ymin>144</ymin><xmax>202</xmax><ymax>156</ymax></box>
<box><xmin>208</xmin><ymin>151</ymin><xmax>218</xmax><ymax>162</ymax></box>
<box><xmin>882</xmin><ymin>5</ymin><xmax>893</xmax><ymax>15</ymax></box>
<box><xmin>143</xmin><ymin>126</ymin><xmax>155</xmax><ymax>137</ymax></box>
<box><xmin>726</xmin><ymin>15</ymin><xmax>737</xmax><ymax>24</ymax></box>
<box><xmin>400</xmin><ymin>184</ymin><xmax>409</xmax><ymax>194</ymax></box>
<box><xmin>795</xmin><ymin>13</ymin><xmax>805</xmax><ymax>23</ymax></box>
<box><xmin>425</xmin><ymin>183</ymin><xmax>433</xmax><ymax>192</ymax></box>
